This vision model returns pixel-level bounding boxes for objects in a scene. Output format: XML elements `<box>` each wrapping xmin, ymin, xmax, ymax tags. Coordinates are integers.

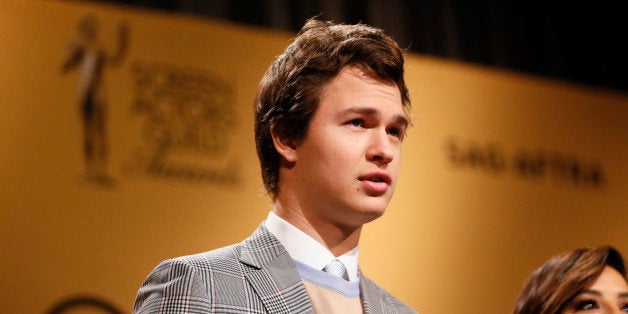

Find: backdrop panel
<box><xmin>1</xmin><ymin>1</ymin><xmax>626</xmax><ymax>313</ymax></box>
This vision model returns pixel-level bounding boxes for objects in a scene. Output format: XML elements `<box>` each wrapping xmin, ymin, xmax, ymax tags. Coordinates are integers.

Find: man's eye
<box><xmin>575</xmin><ymin>300</ymin><xmax>597</xmax><ymax>311</ymax></box>
<box><xmin>347</xmin><ymin>119</ymin><xmax>363</xmax><ymax>127</ymax></box>
<box><xmin>387</xmin><ymin>127</ymin><xmax>401</xmax><ymax>138</ymax></box>
<box><xmin>388</xmin><ymin>127</ymin><xmax>407</xmax><ymax>140</ymax></box>
<box><xmin>621</xmin><ymin>303</ymin><xmax>628</xmax><ymax>312</ymax></box>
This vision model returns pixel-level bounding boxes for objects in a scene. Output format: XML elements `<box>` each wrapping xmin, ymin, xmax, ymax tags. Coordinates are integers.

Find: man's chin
<box><xmin>356</xmin><ymin>204</ymin><xmax>387</xmax><ymax>223</ymax></box>
<box><xmin>338</xmin><ymin>211</ymin><xmax>383</xmax><ymax>230</ymax></box>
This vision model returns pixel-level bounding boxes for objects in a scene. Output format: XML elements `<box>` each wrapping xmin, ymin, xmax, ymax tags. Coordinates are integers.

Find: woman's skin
<box><xmin>561</xmin><ymin>266</ymin><xmax>628</xmax><ymax>314</ymax></box>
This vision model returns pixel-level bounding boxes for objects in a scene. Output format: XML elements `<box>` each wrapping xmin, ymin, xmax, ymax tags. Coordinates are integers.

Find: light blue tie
<box><xmin>323</xmin><ymin>259</ymin><xmax>349</xmax><ymax>281</ymax></box>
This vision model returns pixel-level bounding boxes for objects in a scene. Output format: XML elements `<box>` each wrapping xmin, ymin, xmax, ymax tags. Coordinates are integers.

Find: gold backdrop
<box><xmin>2</xmin><ymin>1</ymin><xmax>627</xmax><ymax>313</ymax></box>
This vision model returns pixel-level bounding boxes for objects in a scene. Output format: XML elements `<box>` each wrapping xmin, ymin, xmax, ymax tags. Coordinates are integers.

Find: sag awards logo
<box><xmin>61</xmin><ymin>14</ymin><xmax>241</xmax><ymax>187</ymax></box>
<box><xmin>123</xmin><ymin>60</ymin><xmax>241</xmax><ymax>186</ymax></box>
<box><xmin>445</xmin><ymin>137</ymin><xmax>607</xmax><ymax>189</ymax></box>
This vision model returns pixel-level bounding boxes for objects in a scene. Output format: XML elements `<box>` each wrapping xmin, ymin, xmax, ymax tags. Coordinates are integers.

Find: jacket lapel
<box><xmin>240</xmin><ymin>223</ymin><xmax>314</xmax><ymax>313</ymax></box>
<box><xmin>360</xmin><ymin>272</ymin><xmax>399</xmax><ymax>314</ymax></box>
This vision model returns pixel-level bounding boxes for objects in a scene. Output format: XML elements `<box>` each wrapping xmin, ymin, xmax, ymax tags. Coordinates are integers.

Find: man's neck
<box><xmin>273</xmin><ymin>201</ymin><xmax>362</xmax><ymax>257</ymax></box>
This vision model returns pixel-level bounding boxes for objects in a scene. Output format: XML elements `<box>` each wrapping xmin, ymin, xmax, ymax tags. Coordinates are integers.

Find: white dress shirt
<box><xmin>265</xmin><ymin>211</ymin><xmax>360</xmax><ymax>282</ymax></box>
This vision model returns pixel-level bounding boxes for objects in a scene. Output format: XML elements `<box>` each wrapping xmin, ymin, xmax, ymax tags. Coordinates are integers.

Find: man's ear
<box><xmin>271</xmin><ymin>126</ymin><xmax>298</xmax><ymax>163</ymax></box>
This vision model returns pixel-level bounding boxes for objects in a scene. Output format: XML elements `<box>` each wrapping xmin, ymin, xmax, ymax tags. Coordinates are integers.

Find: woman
<box><xmin>514</xmin><ymin>246</ymin><xmax>628</xmax><ymax>313</ymax></box>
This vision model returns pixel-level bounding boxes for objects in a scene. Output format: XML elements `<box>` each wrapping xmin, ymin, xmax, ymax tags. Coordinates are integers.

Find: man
<box><xmin>134</xmin><ymin>18</ymin><xmax>415</xmax><ymax>313</ymax></box>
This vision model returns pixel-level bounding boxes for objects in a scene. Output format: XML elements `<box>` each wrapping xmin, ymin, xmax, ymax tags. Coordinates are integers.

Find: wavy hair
<box><xmin>513</xmin><ymin>246</ymin><xmax>627</xmax><ymax>314</ymax></box>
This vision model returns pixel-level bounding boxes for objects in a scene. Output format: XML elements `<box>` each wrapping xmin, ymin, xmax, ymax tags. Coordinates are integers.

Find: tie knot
<box><xmin>323</xmin><ymin>259</ymin><xmax>349</xmax><ymax>281</ymax></box>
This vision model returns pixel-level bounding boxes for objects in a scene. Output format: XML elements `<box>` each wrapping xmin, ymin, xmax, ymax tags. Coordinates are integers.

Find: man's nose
<box><xmin>366</xmin><ymin>129</ymin><xmax>394</xmax><ymax>164</ymax></box>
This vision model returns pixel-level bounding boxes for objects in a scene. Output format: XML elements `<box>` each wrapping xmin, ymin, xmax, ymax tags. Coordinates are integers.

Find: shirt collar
<box><xmin>265</xmin><ymin>211</ymin><xmax>360</xmax><ymax>282</ymax></box>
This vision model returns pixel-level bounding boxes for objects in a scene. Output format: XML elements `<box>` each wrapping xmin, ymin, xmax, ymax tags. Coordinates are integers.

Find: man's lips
<box><xmin>358</xmin><ymin>172</ymin><xmax>392</xmax><ymax>194</ymax></box>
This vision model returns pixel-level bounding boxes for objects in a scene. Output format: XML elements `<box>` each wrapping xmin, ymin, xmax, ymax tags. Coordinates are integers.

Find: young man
<box><xmin>134</xmin><ymin>18</ymin><xmax>416</xmax><ymax>313</ymax></box>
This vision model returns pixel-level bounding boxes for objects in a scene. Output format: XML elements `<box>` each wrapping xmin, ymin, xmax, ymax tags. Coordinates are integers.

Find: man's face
<box><xmin>289</xmin><ymin>66</ymin><xmax>408</xmax><ymax>229</ymax></box>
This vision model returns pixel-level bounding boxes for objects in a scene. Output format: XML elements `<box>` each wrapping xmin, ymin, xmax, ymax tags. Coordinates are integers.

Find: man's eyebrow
<box><xmin>395</xmin><ymin>114</ymin><xmax>410</xmax><ymax>128</ymax></box>
<box><xmin>619</xmin><ymin>292</ymin><xmax>628</xmax><ymax>298</ymax></box>
<box><xmin>339</xmin><ymin>107</ymin><xmax>410</xmax><ymax>127</ymax></box>
<box><xmin>339</xmin><ymin>107</ymin><xmax>378</xmax><ymax>116</ymax></box>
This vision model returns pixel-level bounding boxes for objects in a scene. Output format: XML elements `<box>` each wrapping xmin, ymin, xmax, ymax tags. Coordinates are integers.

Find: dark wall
<box><xmin>100</xmin><ymin>0</ymin><xmax>627</xmax><ymax>93</ymax></box>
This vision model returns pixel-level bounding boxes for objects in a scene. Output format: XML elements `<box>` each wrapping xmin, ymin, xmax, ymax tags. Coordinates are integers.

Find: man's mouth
<box><xmin>358</xmin><ymin>173</ymin><xmax>391</xmax><ymax>194</ymax></box>
<box><xmin>358</xmin><ymin>172</ymin><xmax>392</xmax><ymax>185</ymax></box>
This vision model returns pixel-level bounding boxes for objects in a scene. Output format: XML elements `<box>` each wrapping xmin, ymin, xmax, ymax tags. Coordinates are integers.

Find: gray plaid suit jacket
<box><xmin>134</xmin><ymin>223</ymin><xmax>416</xmax><ymax>313</ymax></box>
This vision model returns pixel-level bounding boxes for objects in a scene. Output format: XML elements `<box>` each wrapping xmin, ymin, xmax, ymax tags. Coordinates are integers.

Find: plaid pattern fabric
<box><xmin>134</xmin><ymin>223</ymin><xmax>417</xmax><ymax>313</ymax></box>
<box><xmin>360</xmin><ymin>275</ymin><xmax>417</xmax><ymax>313</ymax></box>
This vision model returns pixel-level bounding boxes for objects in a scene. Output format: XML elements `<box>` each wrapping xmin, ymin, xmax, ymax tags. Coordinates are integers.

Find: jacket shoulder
<box><xmin>133</xmin><ymin>244</ymin><xmax>248</xmax><ymax>313</ymax></box>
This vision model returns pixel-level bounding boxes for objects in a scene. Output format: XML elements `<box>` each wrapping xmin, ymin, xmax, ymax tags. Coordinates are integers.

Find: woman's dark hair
<box><xmin>513</xmin><ymin>246</ymin><xmax>627</xmax><ymax>314</ymax></box>
<box><xmin>254</xmin><ymin>18</ymin><xmax>410</xmax><ymax>198</ymax></box>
